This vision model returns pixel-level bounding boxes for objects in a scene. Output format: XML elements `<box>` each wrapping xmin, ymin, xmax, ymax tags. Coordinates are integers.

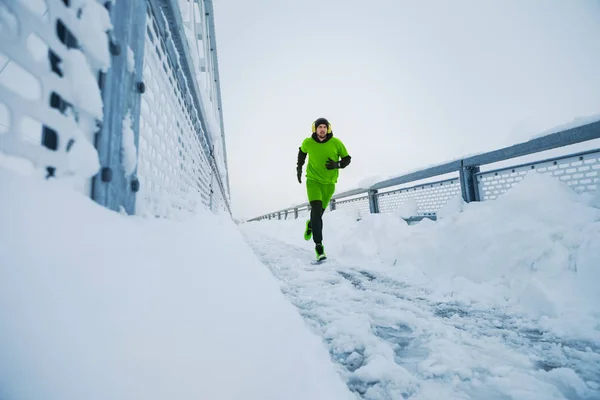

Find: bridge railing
<box><xmin>249</xmin><ymin>120</ymin><xmax>600</xmax><ymax>222</ymax></box>
<box><xmin>0</xmin><ymin>0</ymin><xmax>230</xmax><ymax>218</ymax></box>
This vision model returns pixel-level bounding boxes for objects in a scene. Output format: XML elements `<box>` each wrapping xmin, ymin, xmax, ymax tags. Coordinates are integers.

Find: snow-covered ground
<box><xmin>1</xmin><ymin>163</ymin><xmax>599</xmax><ymax>400</ymax></box>
<box><xmin>2</xmin><ymin>1</ymin><xmax>599</xmax><ymax>399</ymax></box>
<box><xmin>242</xmin><ymin>171</ymin><xmax>600</xmax><ymax>400</ymax></box>
<box><xmin>0</xmin><ymin>165</ymin><xmax>354</xmax><ymax>400</ymax></box>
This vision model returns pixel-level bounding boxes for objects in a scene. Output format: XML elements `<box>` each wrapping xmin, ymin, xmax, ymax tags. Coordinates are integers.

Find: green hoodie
<box><xmin>298</xmin><ymin>133</ymin><xmax>351</xmax><ymax>184</ymax></box>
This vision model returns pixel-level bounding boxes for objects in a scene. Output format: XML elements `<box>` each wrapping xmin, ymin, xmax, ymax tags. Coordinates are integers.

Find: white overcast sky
<box><xmin>214</xmin><ymin>0</ymin><xmax>600</xmax><ymax>220</ymax></box>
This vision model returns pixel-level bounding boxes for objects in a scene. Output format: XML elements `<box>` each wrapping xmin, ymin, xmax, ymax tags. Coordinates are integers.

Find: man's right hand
<box><xmin>297</xmin><ymin>167</ymin><xmax>302</xmax><ymax>183</ymax></box>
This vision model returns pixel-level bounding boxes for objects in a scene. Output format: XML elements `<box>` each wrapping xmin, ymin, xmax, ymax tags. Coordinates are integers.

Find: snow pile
<box><xmin>393</xmin><ymin>197</ymin><xmax>419</xmax><ymax>219</ymax></box>
<box><xmin>436</xmin><ymin>194</ymin><xmax>465</xmax><ymax>219</ymax></box>
<box><xmin>248</xmin><ymin>171</ymin><xmax>600</xmax><ymax>332</ymax></box>
<box><xmin>0</xmin><ymin>166</ymin><xmax>355</xmax><ymax>400</ymax></box>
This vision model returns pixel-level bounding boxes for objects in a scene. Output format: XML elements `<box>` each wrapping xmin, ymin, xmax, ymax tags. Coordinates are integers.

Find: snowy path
<box><xmin>243</xmin><ymin>231</ymin><xmax>600</xmax><ymax>400</ymax></box>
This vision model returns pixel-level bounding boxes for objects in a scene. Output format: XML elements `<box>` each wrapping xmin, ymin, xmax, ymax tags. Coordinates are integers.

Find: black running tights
<box><xmin>310</xmin><ymin>200</ymin><xmax>326</xmax><ymax>244</ymax></box>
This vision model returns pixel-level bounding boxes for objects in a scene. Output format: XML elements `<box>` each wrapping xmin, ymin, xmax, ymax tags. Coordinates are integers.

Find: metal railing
<box><xmin>0</xmin><ymin>0</ymin><xmax>230</xmax><ymax>218</ymax></box>
<box><xmin>475</xmin><ymin>148</ymin><xmax>600</xmax><ymax>201</ymax></box>
<box><xmin>249</xmin><ymin>120</ymin><xmax>600</xmax><ymax>221</ymax></box>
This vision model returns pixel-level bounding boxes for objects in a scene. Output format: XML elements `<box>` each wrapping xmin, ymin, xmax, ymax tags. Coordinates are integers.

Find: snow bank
<box><xmin>0</xmin><ymin>166</ymin><xmax>355</xmax><ymax>400</ymax></box>
<box><xmin>244</xmin><ymin>172</ymin><xmax>600</xmax><ymax>398</ymax></box>
<box><xmin>393</xmin><ymin>197</ymin><xmax>419</xmax><ymax>219</ymax></box>
<box><xmin>436</xmin><ymin>194</ymin><xmax>465</xmax><ymax>219</ymax></box>
<box><xmin>376</xmin><ymin>173</ymin><xmax>598</xmax><ymax>328</ymax></box>
<box><xmin>247</xmin><ymin>171</ymin><xmax>600</xmax><ymax>339</ymax></box>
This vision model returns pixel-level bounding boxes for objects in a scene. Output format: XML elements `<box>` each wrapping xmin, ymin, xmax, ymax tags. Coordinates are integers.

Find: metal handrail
<box><xmin>248</xmin><ymin>119</ymin><xmax>600</xmax><ymax>221</ymax></box>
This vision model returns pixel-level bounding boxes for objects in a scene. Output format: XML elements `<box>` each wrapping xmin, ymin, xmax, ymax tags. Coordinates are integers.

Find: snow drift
<box><xmin>0</xmin><ymin>166</ymin><xmax>355</xmax><ymax>400</ymax></box>
<box><xmin>248</xmin><ymin>171</ymin><xmax>600</xmax><ymax>338</ymax></box>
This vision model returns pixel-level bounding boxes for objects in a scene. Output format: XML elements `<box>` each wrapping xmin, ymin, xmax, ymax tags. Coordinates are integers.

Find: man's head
<box><xmin>313</xmin><ymin>117</ymin><xmax>330</xmax><ymax>141</ymax></box>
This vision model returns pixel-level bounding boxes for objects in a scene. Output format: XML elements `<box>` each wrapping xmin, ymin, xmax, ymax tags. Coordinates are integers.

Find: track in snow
<box><xmin>244</xmin><ymin>232</ymin><xmax>600</xmax><ymax>400</ymax></box>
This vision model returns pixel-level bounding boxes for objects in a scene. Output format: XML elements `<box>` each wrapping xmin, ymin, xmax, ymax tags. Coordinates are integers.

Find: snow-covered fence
<box><xmin>333</xmin><ymin>193</ymin><xmax>370</xmax><ymax>215</ymax></box>
<box><xmin>376</xmin><ymin>177</ymin><xmax>461</xmax><ymax>216</ymax></box>
<box><xmin>0</xmin><ymin>0</ymin><xmax>111</xmax><ymax>196</ymax></box>
<box><xmin>132</xmin><ymin>0</ymin><xmax>230</xmax><ymax>218</ymax></box>
<box><xmin>0</xmin><ymin>0</ymin><xmax>230</xmax><ymax>218</ymax></box>
<box><xmin>249</xmin><ymin>120</ymin><xmax>600</xmax><ymax>222</ymax></box>
<box><xmin>476</xmin><ymin>148</ymin><xmax>600</xmax><ymax>201</ymax></box>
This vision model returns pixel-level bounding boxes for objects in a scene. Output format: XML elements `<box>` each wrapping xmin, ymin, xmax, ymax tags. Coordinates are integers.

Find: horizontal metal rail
<box><xmin>248</xmin><ymin>119</ymin><xmax>600</xmax><ymax>222</ymax></box>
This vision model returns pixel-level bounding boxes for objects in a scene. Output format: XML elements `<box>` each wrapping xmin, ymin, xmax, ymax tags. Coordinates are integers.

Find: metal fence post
<box><xmin>330</xmin><ymin>199</ymin><xmax>336</xmax><ymax>211</ymax></box>
<box><xmin>294</xmin><ymin>208</ymin><xmax>299</xmax><ymax>219</ymax></box>
<box><xmin>92</xmin><ymin>0</ymin><xmax>147</xmax><ymax>214</ymax></box>
<box><xmin>460</xmin><ymin>163</ymin><xmax>480</xmax><ymax>202</ymax></box>
<box><xmin>368</xmin><ymin>189</ymin><xmax>379</xmax><ymax>213</ymax></box>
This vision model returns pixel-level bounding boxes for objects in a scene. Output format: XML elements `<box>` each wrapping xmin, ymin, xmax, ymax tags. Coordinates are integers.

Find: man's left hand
<box><xmin>325</xmin><ymin>158</ymin><xmax>340</xmax><ymax>170</ymax></box>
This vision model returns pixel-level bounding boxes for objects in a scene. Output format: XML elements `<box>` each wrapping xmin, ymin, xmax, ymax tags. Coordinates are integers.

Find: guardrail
<box><xmin>249</xmin><ymin>120</ymin><xmax>600</xmax><ymax>221</ymax></box>
<box><xmin>0</xmin><ymin>0</ymin><xmax>230</xmax><ymax>218</ymax></box>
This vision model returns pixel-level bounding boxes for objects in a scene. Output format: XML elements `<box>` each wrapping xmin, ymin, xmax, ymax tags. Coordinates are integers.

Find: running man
<box><xmin>296</xmin><ymin>117</ymin><xmax>352</xmax><ymax>261</ymax></box>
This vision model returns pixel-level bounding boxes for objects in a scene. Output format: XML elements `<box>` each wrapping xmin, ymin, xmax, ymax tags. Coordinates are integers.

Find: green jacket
<box><xmin>297</xmin><ymin>133</ymin><xmax>351</xmax><ymax>184</ymax></box>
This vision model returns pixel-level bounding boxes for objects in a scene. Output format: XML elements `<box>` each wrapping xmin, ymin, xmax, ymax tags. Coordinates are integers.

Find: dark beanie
<box><xmin>313</xmin><ymin>117</ymin><xmax>329</xmax><ymax>130</ymax></box>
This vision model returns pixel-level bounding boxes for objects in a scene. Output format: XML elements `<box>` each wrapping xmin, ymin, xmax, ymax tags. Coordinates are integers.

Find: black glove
<box><xmin>297</xmin><ymin>166</ymin><xmax>302</xmax><ymax>183</ymax></box>
<box><xmin>325</xmin><ymin>158</ymin><xmax>340</xmax><ymax>170</ymax></box>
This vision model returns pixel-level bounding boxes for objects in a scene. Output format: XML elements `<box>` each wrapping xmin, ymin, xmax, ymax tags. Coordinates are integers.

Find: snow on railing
<box><xmin>0</xmin><ymin>0</ymin><xmax>231</xmax><ymax>218</ymax></box>
<box><xmin>250</xmin><ymin>120</ymin><xmax>600</xmax><ymax>222</ymax></box>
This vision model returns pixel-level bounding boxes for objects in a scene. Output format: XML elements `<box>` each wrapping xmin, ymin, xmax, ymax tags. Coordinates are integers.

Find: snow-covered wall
<box><xmin>0</xmin><ymin>0</ymin><xmax>111</xmax><ymax>196</ymax></box>
<box><xmin>0</xmin><ymin>0</ymin><xmax>231</xmax><ymax>218</ymax></box>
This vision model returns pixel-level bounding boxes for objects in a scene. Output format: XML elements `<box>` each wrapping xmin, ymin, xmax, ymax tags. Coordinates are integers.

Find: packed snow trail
<box><xmin>243</xmin><ymin>232</ymin><xmax>599</xmax><ymax>400</ymax></box>
<box><xmin>241</xmin><ymin>173</ymin><xmax>600</xmax><ymax>400</ymax></box>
